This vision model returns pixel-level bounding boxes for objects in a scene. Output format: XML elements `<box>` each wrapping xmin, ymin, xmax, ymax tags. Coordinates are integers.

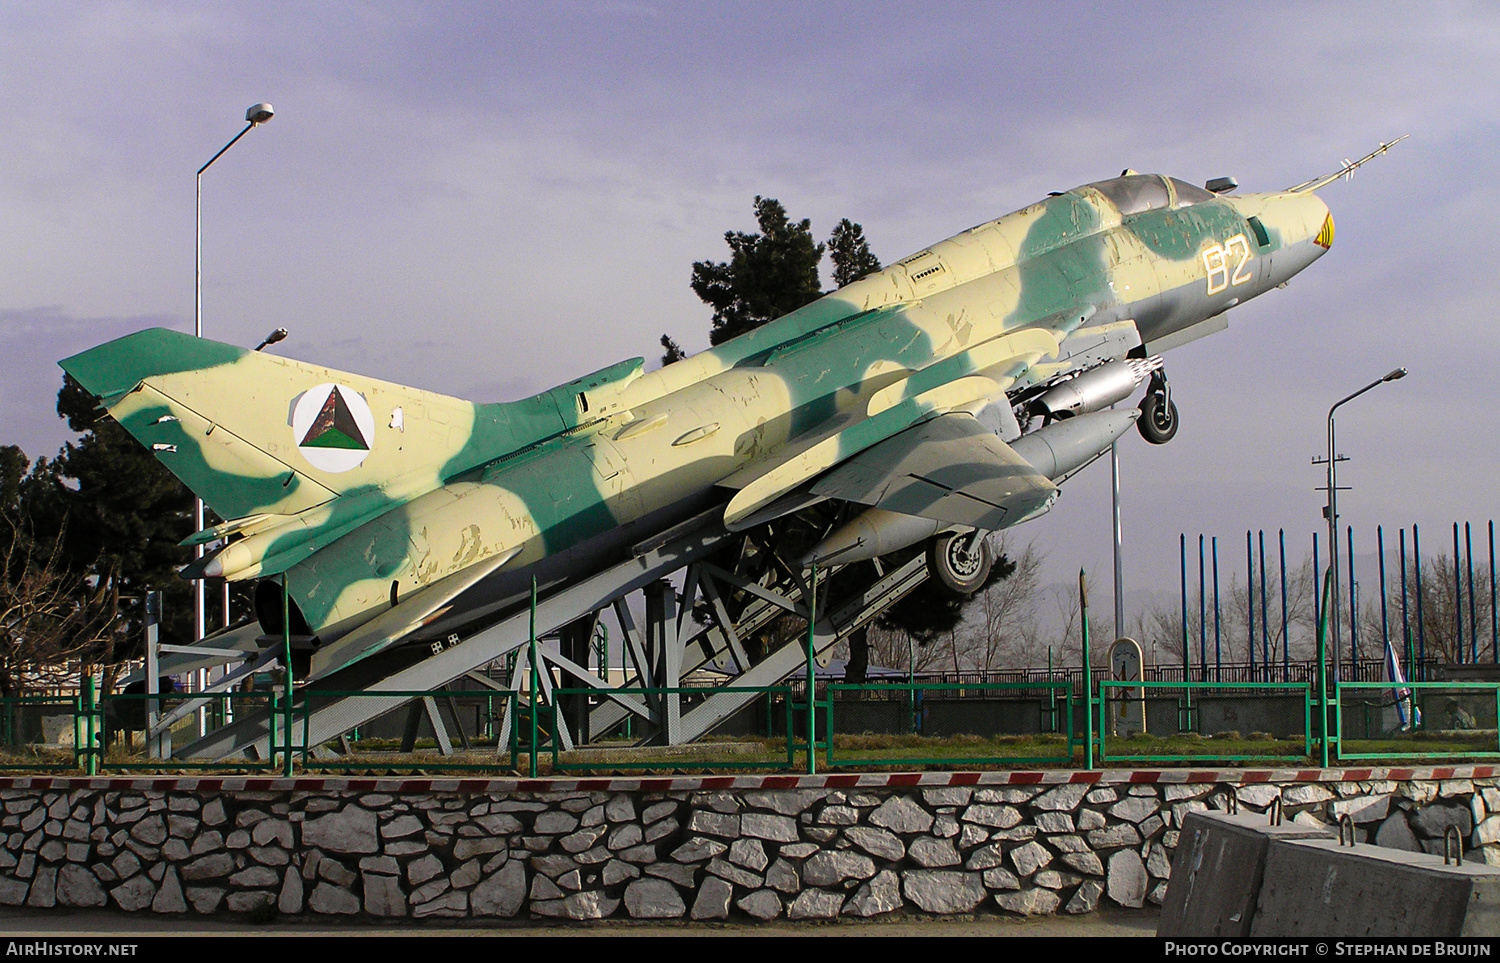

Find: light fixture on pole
<box><xmin>194</xmin><ymin>102</ymin><xmax>274</xmax><ymax>653</ymax></box>
<box><xmin>1320</xmin><ymin>366</ymin><xmax>1406</xmax><ymax>670</ymax></box>
<box><xmin>255</xmin><ymin>327</ymin><xmax>289</xmax><ymax>352</ymax></box>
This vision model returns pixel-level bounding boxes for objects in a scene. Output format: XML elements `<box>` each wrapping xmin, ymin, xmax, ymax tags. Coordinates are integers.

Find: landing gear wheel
<box><xmin>1138</xmin><ymin>391</ymin><xmax>1179</xmax><ymax>445</ymax></box>
<box><xmin>928</xmin><ymin>532</ymin><xmax>993</xmax><ymax>595</ymax></box>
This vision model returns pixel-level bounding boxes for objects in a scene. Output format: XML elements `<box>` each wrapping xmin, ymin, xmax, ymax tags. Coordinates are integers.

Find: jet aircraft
<box><xmin>60</xmin><ymin>141</ymin><xmax>1400</xmax><ymax>684</ymax></box>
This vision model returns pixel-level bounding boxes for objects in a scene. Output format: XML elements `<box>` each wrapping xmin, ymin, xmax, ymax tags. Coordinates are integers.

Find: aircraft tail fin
<box><xmin>60</xmin><ymin>328</ymin><xmax>482</xmax><ymax>524</ymax></box>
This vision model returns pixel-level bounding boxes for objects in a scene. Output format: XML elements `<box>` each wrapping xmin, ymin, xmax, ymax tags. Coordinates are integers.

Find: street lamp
<box><xmin>254</xmin><ymin>327</ymin><xmax>289</xmax><ymax>352</ymax></box>
<box><xmin>194</xmin><ymin>102</ymin><xmax>274</xmax><ymax>647</ymax></box>
<box><xmin>1323</xmin><ymin>367</ymin><xmax>1407</xmax><ymax>670</ymax></box>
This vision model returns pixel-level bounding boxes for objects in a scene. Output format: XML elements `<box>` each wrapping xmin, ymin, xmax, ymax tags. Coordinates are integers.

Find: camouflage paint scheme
<box><xmin>61</xmin><ymin>171</ymin><xmax>1335</xmax><ymax>680</ymax></box>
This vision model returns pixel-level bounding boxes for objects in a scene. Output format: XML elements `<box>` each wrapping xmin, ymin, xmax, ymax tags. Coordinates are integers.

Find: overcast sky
<box><xmin>3</xmin><ymin>1</ymin><xmax>1497</xmax><ymax>627</ymax></box>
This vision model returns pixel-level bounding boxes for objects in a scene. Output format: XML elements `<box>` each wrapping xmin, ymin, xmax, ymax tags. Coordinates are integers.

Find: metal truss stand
<box><xmin>176</xmin><ymin>509</ymin><xmax>932</xmax><ymax>761</ymax></box>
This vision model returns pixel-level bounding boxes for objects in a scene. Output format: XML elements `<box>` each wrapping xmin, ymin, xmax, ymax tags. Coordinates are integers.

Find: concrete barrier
<box><xmin>1253</xmin><ymin>836</ymin><xmax>1500</xmax><ymax>936</ymax></box>
<box><xmin>1158</xmin><ymin>810</ymin><xmax>1332</xmax><ymax>936</ymax></box>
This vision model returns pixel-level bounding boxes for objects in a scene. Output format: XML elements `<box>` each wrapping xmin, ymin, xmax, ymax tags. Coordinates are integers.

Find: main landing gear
<box><xmin>1137</xmin><ymin>369</ymin><xmax>1179</xmax><ymax>445</ymax></box>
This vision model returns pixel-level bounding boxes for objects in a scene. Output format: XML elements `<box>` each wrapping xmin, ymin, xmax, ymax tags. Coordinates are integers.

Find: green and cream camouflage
<box><xmin>59</xmin><ymin>141</ymin><xmax>1400</xmax><ymax>682</ymax></box>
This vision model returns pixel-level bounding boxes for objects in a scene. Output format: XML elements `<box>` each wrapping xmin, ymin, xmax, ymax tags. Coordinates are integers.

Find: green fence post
<box><xmin>1316</xmin><ymin>567</ymin><xmax>1333</xmax><ymax>767</ymax></box>
<box><xmin>806</xmin><ymin>563</ymin><xmax>817</xmax><ymax>776</ymax></box>
<box><xmin>1081</xmin><ymin>568</ymin><xmax>1094</xmax><ymax>770</ymax></box>
<box><xmin>83</xmin><ymin>675</ymin><xmax>98</xmax><ymax>775</ymax></box>
<box><xmin>529</xmin><ymin>576</ymin><xmax>539</xmax><ymax>779</ymax></box>
<box><xmin>826</xmin><ymin>684</ymin><xmax>836</xmax><ymax>769</ymax></box>
<box><xmin>282</xmin><ymin>574</ymin><xmax>294</xmax><ymax>778</ymax></box>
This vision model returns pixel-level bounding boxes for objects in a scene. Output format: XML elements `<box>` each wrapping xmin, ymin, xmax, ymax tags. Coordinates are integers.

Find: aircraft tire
<box><xmin>1138</xmin><ymin>393</ymin><xmax>1179</xmax><ymax>445</ymax></box>
<box><xmin>928</xmin><ymin>532</ymin><xmax>992</xmax><ymax>595</ymax></box>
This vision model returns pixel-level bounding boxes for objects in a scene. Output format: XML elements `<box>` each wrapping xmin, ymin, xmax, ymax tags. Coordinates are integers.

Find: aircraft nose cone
<box><xmin>1249</xmin><ymin>191</ymin><xmax>1333</xmax><ymax>288</ymax></box>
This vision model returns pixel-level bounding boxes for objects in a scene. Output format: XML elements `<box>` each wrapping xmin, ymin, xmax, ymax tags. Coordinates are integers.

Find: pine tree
<box><xmin>659</xmin><ymin>334</ymin><xmax>686</xmax><ymax>367</ymax></box>
<box><xmin>828</xmin><ymin>217</ymin><xmax>882</xmax><ymax>287</ymax></box>
<box><xmin>690</xmin><ymin>196</ymin><xmax>826</xmax><ymax>346</ymax></box>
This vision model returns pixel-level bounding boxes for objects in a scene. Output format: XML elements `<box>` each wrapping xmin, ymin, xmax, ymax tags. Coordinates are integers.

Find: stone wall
<box><xmin>1</xmin><ymin>767</ymin><xmax>1496</xmax><ymax>922</ymax></box>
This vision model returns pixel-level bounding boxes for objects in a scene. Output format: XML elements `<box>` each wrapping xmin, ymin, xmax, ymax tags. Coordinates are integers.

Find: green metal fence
<box><xmin>824</xmin><ymin>681</ymin><xmax>1075</xmax><ymax>768</ymax></box>
<box><xmin>1334</xmin><ymin>681</ymin><xmax>1500</xmax><ymax>762</ymax></box>
<box><xmin>84</xmin><ymin>689</ymin><xmax>285</xmax><ymax>774</ymax></box>
<box><xmin>542</xmin><ymin>686</ymin><xmax>796</xmax><ymax>774</ymax></box>
<box><xmin>10</xmin><ymin>673</ymin><xmax>1500</xmax><ymax>776</ymax></box>
<box><xmin>1094</xmin><ymin>680</ymin><xmax>1314</xmax><ymax>764</ymax></box>
<box><xmin>294</xmin><ymin>689</ymin><xmax>518</xmax><ymax>774</ymax></box>
<box><xmin>0</xmin><ymin>693</ymin><xmax>85</xmax><ymax>772</ymax></box>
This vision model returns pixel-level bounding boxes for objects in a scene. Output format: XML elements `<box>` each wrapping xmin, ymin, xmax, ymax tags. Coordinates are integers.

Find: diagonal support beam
<box><xmin>701</xmin><ymin>562</ymin><xmax>807</xmax><ymax>617</ymax></box>
<box><xmin>421</xmin><ymin>697</ymin><xmax>454</xmax><ymax>755</ymax></box>
<box><xmin>538</xmin><ymin>645</ymin><xmax>650</xmax><ymax>719</ymax></box>
<box><xmin>700</xmin><ymin>572</ymin><xmax>753</xmax><ymax>673</ymax></box>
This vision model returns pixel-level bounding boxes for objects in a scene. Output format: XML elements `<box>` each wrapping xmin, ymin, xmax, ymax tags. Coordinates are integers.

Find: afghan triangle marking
<box><xmin>300</xmin><ymin>386</ymin><xmax>369</xmax><ymax>451</ymax></box>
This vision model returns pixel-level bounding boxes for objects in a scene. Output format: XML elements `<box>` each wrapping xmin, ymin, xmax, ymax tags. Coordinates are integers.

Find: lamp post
<box><xmin>193</xmin><ymin>103</ymin><xmax>274</xmax><ymax>647</ymax></box>
<box><xmin>1323</xmin><ymin>367</ymin><xmax>1406</xmax><ymax>671</ymax></box>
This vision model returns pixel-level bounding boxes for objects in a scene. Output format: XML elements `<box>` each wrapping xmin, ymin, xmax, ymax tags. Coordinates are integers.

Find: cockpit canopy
<box><xmin>1085</xmin><ymin>174</ymin><xmax>1217</xmax><ymax>215</ymax></box>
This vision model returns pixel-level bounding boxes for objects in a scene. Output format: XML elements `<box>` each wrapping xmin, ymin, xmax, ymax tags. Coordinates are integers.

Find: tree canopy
<box><xmin>828</xmin><ymin>218</ymin><xmax>882</xmax><ymax>288</ymax></box>
<box><xmin>690</xmin><ymin>196</ymin><xmax>827</xmax><ymax>347</ymax></box>
<box><xmin>664</xmin><ymin>196</ymin><xmax>883</xmax><ymax>358</ymax></box>
<box><xmin>0</xmin><ymin>375</ymin><xmax>198</xmax><ymax>692</ymax></box>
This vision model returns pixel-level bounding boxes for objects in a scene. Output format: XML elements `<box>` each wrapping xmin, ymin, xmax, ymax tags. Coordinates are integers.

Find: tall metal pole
<box><xmin>1199</xmin><ymin>536</ymin><xmax>1207</xmax><ymax>682</ymax></box>
<box><xmin>1490</xmin><ymin>520</ymin><xmax>1497</xmax><ymax>665</ymax></box>
<box><xmin>1212</xmin><ymin>536</ymin><xmax>1222</xmax><ymax>681</ymax></box>
<box><xmin>1259</xmin><ymin>530</ymin><xmax>1270</xmax><ymax>679</ymax></box>
<box><xmin>1348</xmin><ymin>526</ymin><xmax>1358</xmax><ymax>670</ymax></box>
<box><xmin>1279</xmin><ymin>529</ymin><xmax>1289</xmax><ymax>682</ymax></box>
<box><xmin>194</xmin><ymin>105</ymin><xmax>273</xmax><ymax>726</ymax></box>
<box><xmin>1454</xmin><ymin>523</ymin><xmax>1465</xmax><ymax>663</ymax></box>
<box><xmin>1323</xmin><ymin>368</ymin><xmax>1407</xmax><ymax>677</ymax></box>
<box><xmin>1467</xmin><ymin>522</ymin><xmax>1478</xmax><ymax>664</ymax></box>
<box><xmin>1400</xmin><ymin>527</ymin><xmax>1412</xmax><ymax>683</ymax></box>
<box><xmin>1378</xmin><ymin>525</ymin><xmax>1391</xmax><ymax>674</ymax></box>
<box><xmin>1414</xmin><ymin>524</ymin><xmax>1426</xmax><ymax>680</ymax></box>
<box><xmin>1246</xmin><ymin>531</ymin><xmax>1256</xmax><ymax>680</ymax></box>
<box><xmin>1180</xmin><ymin>534</ymin><xmax>1189</xmax><ymax>683</ymax></box>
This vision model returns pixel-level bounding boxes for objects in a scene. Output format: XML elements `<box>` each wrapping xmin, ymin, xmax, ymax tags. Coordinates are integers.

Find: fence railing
<box><xmin>5</xmin><ymin>673</ymin><xmax>1500</xmax><ymax>776</ymax></box>
<box><xmin>824</xmin><ymin>681</ymin><xmax>1075</xmax><ymax>768</ymax></box>
<box><xmin>1094</xmin><ymin>680</ymin><xmax>1314</xmax><ymax>764</ymax></box>
<box><xmin>1332</xmin><ymin>681</ymin><xmax>1500</xmax><ymax>762</ymax></box>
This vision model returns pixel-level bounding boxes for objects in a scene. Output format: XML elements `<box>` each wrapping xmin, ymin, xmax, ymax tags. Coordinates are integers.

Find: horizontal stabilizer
<box><xmin>809</xmin><ymin>413</ymin><xmax>1055</xmax><ymax>529</ymax></box>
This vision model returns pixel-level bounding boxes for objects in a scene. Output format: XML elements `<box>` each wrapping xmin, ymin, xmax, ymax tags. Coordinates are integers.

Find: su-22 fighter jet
<box><xmin>60</xmin><ymin>141</ymin><xmax>1400</xmax><ymax>683</ymax></box>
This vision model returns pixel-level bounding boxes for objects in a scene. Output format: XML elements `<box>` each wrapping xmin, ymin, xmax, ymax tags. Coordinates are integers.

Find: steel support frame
<box><xmin>176</xmin><ymin>509</ymin><xmax>936</xmax><ymax>760</ymax></box>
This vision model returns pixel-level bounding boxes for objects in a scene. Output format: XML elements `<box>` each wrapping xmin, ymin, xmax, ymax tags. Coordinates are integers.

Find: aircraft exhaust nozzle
<box><xmin>800</xmin><ymin>508</ymin><xmax>944</xmax><ymax>567</ymax></box>
<box><xmin>1009</xmin><ymin>408</ymin><xmax>1140</xmax><ymax>481</ymax></box>
<box><xmin>1034</xmin><ymin>357</ymin><xmax>1162</xmax><ymax>420</ymax></box>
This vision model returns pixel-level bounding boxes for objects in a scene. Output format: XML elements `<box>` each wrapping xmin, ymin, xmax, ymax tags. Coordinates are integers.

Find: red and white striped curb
<box><xmin>1</xmin><ymin>766</ymin><xmax>1493</xmax><ymax>794</ymax></box>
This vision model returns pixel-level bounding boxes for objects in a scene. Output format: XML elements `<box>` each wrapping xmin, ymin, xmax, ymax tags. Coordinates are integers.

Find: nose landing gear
<box><xmin>1137</xmin><ymin>370</ymin><xmax>1179</xmax><ymax>445</ymax></box>
<box><xmin>928</xmin><ymin>530</ymin><xmax>993</xmax><ymax>595</ymax></box>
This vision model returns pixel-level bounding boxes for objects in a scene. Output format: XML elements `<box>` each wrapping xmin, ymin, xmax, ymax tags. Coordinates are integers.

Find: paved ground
<box><xmin>0</xmin><ymin>905</ymin><xmax>1159</xmax><ymax>937</ymax></box>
